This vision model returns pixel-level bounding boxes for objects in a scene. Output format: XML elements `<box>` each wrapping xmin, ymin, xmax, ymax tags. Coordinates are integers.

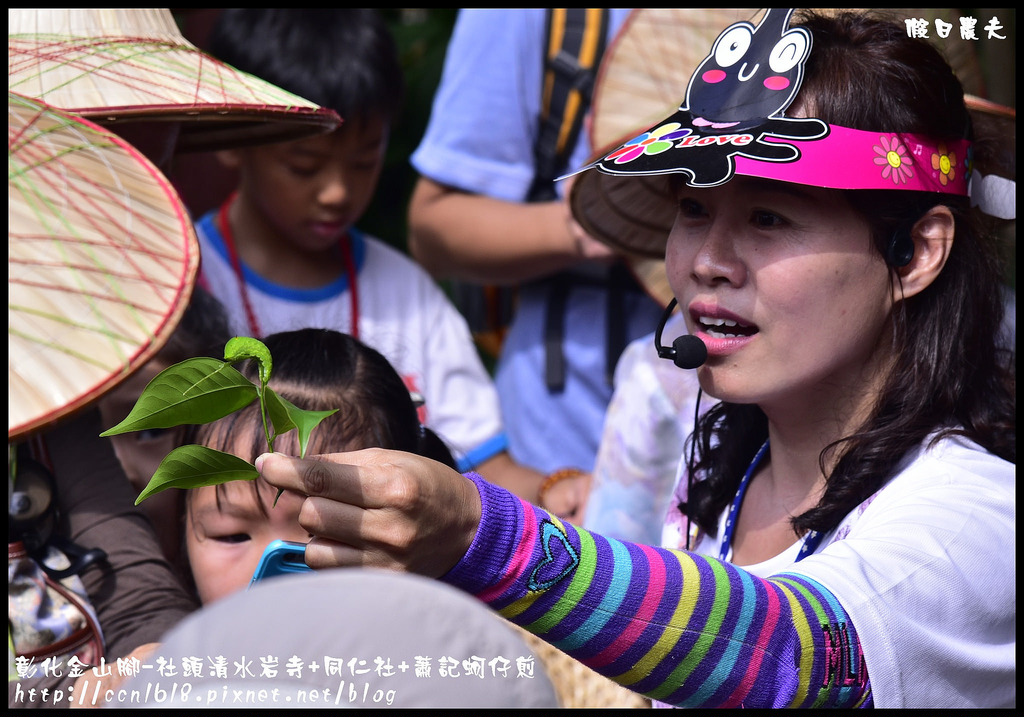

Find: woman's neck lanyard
<box><xmin>718</xmin><ymin>440</ymin><xmax>823</xmax><ymax>563</ymax></box>
<box><xmin>217</xmin><ymin>194</ymin><xmax>359</xmax><ymax>340</ymax></box>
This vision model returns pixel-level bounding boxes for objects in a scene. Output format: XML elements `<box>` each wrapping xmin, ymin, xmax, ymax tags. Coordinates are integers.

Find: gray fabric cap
<box><xmin>114</xmin><ymin>568</ymin><xmax>559</xmax><ymax>709</ymax></box>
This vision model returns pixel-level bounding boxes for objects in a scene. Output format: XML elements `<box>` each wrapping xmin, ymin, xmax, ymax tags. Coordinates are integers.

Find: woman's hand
<box><xmin>256</xmin><ymin>448</ymin><xmax>481</xmax><ymax>577</ymax></box>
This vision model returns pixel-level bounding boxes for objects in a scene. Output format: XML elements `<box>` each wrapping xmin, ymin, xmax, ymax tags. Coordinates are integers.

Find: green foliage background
<box><xmin>363</xmin><ymin>9</ymin><xmax>458</xmax><ymax>251</ymax></box>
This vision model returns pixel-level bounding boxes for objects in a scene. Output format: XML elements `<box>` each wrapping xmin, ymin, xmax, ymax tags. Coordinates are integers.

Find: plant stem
<box><xmin>255</xmin><ymin>387</ymin><xmax>285</xmax><ymax>507</ymax></box>
<box><xmin>257</xmin><ymin>387</ymin><xmax>275</xmax><ymax>453</ymax></box>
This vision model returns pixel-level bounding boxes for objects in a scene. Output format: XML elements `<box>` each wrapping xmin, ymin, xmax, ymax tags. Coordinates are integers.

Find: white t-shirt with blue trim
<box><xmin>195</xmin><ymin>211</ymin><xmax>506</xmax><ymax>471</ymax></box>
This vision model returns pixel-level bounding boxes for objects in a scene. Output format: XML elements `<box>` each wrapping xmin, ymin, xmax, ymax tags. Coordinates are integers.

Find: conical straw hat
<box><xmin>9</xmin><ymin>91</ymin><xmax>200</xmax><ymax>440</ymax></box>
<box><xmin>8</xmin><ymin>8</ymin><xmax>341</xmax><ymax>152</ymax></box>
<box><xmin>572</xmin><ymin>8</ymin><xmax>1000</xmax><ymax>307</ymax></box>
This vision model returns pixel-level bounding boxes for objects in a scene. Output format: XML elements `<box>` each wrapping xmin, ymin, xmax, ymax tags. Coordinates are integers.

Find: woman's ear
<box><xmin>891</xmin><ymin>205</ymin><xmax>955</xmax><ymax>301</ymax></box>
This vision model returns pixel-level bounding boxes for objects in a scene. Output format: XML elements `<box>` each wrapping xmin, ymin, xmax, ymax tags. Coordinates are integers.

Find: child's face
<box><xmin>98</xmin><ymin>359</ymin><xmax>186</xmax><ymax>562</ymax></box>
<box><xmin>225</xmin><ymin>117</ymin><xmax>388</xmax><ymax>254</ymax></box>
<box><xmin>185</xmin><ymin>478</ymin><xmax>310</xmax><ymax>604</ymax></box>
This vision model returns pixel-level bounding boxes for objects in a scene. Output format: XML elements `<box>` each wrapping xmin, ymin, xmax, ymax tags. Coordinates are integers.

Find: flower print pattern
<box><xmin>930</xmin><ymin>142</ymin><xmax>957</xmax><ymax>187</ymax></box>
<box><xmin>872</xmin><ymin>134</ymin><xmax>914</xmax><ymax>186</ymax></box>
<box><xmin>607</xmin><ymin>122</ymin><xmax>692</xmax><ymax>164</ymax></box>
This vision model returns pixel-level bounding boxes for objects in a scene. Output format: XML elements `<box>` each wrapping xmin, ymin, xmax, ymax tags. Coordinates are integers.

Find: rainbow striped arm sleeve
<box><xmin>444</xmin><ymin>473</ymin><xmax>872</xmax><ymax>708</ymax></box>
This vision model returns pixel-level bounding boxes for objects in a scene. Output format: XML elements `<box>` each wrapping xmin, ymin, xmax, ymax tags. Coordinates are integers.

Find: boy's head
<box><xmin>186</xmin><ymin>328</ymin><xmax>455</xmax><ymax>604</ymax></box>
<box><xmin>209</xmin><ymin>9</ymin><xmax>404</xmax><ymax>130</ymax></box>
<box><xmin>209</xmin><ymin>9</ymin><xmax>404</xmax><ymax>247</ymax></box>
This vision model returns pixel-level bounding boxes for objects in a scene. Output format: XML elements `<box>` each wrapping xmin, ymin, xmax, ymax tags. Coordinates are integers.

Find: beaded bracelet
<box><xmin>537</xmin><ymin>467</ymin><xmax>587</xmax><ymax>508</ymax></box>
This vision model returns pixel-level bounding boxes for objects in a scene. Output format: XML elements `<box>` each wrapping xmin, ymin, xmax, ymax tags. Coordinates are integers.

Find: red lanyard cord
<box><xmin>217</xmin><ymin>194</ymin><xmax>359</xmax><ymax>339</ymax></box>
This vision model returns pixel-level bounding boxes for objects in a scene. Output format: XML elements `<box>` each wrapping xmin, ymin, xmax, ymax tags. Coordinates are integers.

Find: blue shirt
<box><xmin>411</xmin><ymin>9</ymin><xmax>663</xmax><ymax>473</ymax></box>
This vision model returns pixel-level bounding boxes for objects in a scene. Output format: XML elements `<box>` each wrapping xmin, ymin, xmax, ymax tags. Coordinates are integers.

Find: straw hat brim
<box><xmin>8</xmin><ymin>9</ymin><xmax>341</xmax><ymax>152</ymax></box>
<box><xmin>572</xmin><ymin>8</ymin><xmax>1011</xmax><ymax>306</ymax></box>
<box><xmin>9</xmin><ymin>91</ymin><xmax>200</xmax><ymax>440</ymax></box>
<box><xmin>515</xmin><ymin>627</ymin><xmax>651</xmax><ymax>709</ymax></box>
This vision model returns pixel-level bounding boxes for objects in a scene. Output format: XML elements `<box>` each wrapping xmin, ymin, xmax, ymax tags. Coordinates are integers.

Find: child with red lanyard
<box><xmin>194</xmin><ymin>10</ymin><xmax>543</xmax><ymax>499</ymax></box>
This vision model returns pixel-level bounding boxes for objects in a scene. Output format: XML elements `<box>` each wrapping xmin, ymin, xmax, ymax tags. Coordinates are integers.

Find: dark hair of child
<box><xmin>208</xmin><ymin>8</ymin><xmax>405</xmax><ymax>127</ymax></box>
<box><xmin>160</xmin><ymin>285</ymin><xmax>233</xmax><ymax>365</ymax></box>
<box><xmin>194</xmin><ymin>327</ymin><xmax>458</xmax><ymax>514</ymax></box>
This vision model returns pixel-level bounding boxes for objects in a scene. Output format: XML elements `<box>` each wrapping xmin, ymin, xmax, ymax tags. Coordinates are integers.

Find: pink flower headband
<box><xmin>602</xmin><ymin>120</ymin><xmax>971</xmax><ymax>196</ymax></box>
<box><xmin>566</xmin><ymin>9</ymin><xmax>1013</xmax><ymax>264</ymax></box>
<box><xmin>569</xmin><ymin>8</ymin><xmax>1017</xmax><ymax>220</ymax></box>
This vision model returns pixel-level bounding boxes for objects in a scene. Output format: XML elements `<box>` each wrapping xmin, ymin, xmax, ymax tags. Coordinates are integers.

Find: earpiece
<box><xmin>886</xmin><ymin>228</ymin><xmax>914</xmax><ymax>267</ymax></box>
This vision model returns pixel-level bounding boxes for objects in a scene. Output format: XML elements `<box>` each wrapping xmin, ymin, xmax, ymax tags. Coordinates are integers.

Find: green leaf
<box><xmin>100</xmin><ymin>357</ymin><xmax>258</xmax><ymax>436</ymax></box>
<box><xmin>135</xmin><ymin>445</ymin><xmax>259</xmax><ymax>504</ymax></box>
<box><xmin>264</xmin><ymin>387</ymin><xmax>297</xmax><ymax>438</ymax></box>
<box><xmin>264</xmin><ymin>388</ymin><xmax>338</xmax><ymax>458</ymax></box>
<box><xmin>224</xmin><ymin>336</ymin><xmax>273</xmax><ymax>387</ymax></box>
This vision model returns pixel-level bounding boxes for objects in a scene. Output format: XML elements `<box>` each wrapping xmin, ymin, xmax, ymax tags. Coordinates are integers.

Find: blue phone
<box><xmin>248</xmin><ymin>539</ymin><xmax>313</xmax><ymax>589</ymax></box>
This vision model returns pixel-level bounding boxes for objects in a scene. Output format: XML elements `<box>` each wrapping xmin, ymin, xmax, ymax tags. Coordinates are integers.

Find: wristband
<box><xmin>537</xmin><ymin>467</ymin><xmax>587</xmax><ymax>508</ymax></box>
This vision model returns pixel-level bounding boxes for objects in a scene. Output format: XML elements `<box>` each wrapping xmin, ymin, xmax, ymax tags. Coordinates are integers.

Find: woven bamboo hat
<box><xmin>8</xmin><ymin>8</ymin><xmax>341</xmax><ymax>153</ymax></box>
<box><xmin>571</xmin><ymin>8</ymin><xmax>1004</xmax><ymax>307</ymax></box>
<box><xmin>9</xmin><ymin>91</ymin><xmax>200</xmax><ymax>440</ymax></box>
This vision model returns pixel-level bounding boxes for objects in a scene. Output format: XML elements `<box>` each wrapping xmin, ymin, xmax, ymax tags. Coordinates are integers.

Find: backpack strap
<box><xmin>453</xmin><ymin>10</ymin><xmax>613</xmax><ymax>370</ymax></box>
<box><xmin>527</xmin><ymin>8</ymin><xmax>609</xmax><ymax>203</ymax></box>
<box><xmin>534</xmin><ymin>8</ymin><xmax>611</xmax><ymax>392</ymax></box>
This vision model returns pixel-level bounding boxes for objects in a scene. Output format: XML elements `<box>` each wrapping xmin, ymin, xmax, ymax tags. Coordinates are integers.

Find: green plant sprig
<box><xmin>101</xmin><ymin>337</ymin><xmax>337</xmax><ymax>506</ymax></box>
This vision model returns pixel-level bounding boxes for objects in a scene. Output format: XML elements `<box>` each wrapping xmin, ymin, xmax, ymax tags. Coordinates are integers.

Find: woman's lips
<box><xmin>694</xmin><ymin>331</ymin><xmax>757</xmax><ymax>357</ymax></box>
<box><xmin>689</xmin><ymin>304</ymin><xmax>758</xmax><ymax>356</ymax></box>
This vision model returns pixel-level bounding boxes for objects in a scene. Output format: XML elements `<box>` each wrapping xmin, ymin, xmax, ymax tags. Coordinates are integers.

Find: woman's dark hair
<box><xmin>193</xmin><ymin>328</ymin><xmax>457</xmax><ymax>516</ymax></box>
<box><xmin>686</xmin><ymin>11</ymin><xmax>1015</xmax><ymax>537</ymax></box>
<box><xmin>209</xmin><ymin>9</ymin><xmax>405</xmax><ymax>127</ymax></box>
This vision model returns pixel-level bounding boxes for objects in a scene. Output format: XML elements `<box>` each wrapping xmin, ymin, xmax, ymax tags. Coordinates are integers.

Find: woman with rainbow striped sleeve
<box><xmin>257</xmin><ymin>9</ymin><xmax>1015</xmax><ymax>708</ymax></box>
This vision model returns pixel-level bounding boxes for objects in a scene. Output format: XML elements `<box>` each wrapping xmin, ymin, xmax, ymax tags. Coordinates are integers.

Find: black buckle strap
<box><xmin>544</xmin><ymin>279</ymin><xmax>570</xmax><ymax>392</ymax></box>
<box><xmin>542</xmin><ymin>262</ymin><xmax>645</xmax><ymax>392</ymax></box>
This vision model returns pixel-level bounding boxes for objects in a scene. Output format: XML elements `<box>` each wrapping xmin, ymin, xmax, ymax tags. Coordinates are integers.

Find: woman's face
<box><xmin>666</xmin><ymin>176</ymin><xmax>895</xmax><ymax>421</ymax></box>
<box><xmin>185</xmin><ymin>477</ymin><xmax>310</xmax><ymax>605</ymax></box>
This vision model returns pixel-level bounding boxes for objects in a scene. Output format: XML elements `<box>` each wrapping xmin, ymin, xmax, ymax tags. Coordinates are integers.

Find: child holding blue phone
<box><xmin>184</xmin><ymin>332</ymin><xmax>641</xmax><ymax>708</ymax></box>
<box><xmin>184</xmin><ymin>328</ymin><xmax>458</xmax><ymax>604</ymax></box>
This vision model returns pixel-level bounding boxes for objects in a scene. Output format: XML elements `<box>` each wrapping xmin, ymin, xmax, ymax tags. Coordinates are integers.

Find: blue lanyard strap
<box><xmin>718</xmin><ymin>440</ymin><xmax>822</xmax><ymax>563</ymax></box>
<box><xmin>718</xmin><ymin>440</ymin><xmax>769</xmax><ymax>561</ymax></box>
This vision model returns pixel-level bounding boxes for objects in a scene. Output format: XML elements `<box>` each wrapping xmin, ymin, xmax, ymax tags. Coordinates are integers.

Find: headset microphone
<box><xmin>655</xmin><ymin>298</ymin><xmax>708</xmax><ymax>369</ymax></box>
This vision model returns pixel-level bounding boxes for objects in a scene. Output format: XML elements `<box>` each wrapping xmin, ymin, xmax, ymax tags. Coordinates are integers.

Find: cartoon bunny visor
<box><xmin>569</xmin><ymin>8</ymin><xmax>976</xmax><ymax>259</ymax></box>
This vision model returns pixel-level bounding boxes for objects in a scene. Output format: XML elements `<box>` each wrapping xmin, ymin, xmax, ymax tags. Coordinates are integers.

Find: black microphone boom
<box><xmin>654</xmin><ymin>298</ymin><xmax>708</xmax><ymax>369</ymax></box>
